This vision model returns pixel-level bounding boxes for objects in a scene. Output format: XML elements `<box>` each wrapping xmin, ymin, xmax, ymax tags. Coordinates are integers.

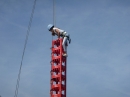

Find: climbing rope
<box><xmin>52</xmin><ymin>0</ymin><xmax>56</xmax><ymax>41</ymax></box>
<box><xmin>14</xmin><ymin>0</ymin><xmax>37</xmax><ymax>97</ymax></box>
<box><xmin>53</xmin><ymin>0</ymin><xmax>56</xmax><ymax>26</ymax></box>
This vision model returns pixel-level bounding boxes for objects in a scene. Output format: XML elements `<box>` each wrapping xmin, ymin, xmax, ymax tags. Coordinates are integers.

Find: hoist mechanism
<box><xmin>50</xmin><ymin>38</ymin><xmax>67</xmax><ymax>97</ymax></box>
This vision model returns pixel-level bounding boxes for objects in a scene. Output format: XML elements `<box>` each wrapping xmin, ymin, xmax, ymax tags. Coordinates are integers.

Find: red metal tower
<box><xmin>50</xmin><ymin>38</ymin><xmax>67</xmax><ymax>97</ymax></box>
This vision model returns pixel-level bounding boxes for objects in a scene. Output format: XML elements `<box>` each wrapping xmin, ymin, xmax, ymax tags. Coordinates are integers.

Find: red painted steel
<box><xmin>50</xmin><ymin>38</ymin><xmax>67</xmax><ymax>97</ymax></box>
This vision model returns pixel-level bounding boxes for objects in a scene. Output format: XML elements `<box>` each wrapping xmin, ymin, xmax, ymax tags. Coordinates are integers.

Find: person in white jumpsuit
<box><xmin>48</xmin><ymin>24</ymin><xmax>71</xmax><ymax>57</ymax></box>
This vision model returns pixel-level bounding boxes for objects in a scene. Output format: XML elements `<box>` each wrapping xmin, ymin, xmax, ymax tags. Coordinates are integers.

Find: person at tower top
<box><xmin>47</xmin><ymin>24</ymin><xmax>71</xmax><ymax>57</ymax></box>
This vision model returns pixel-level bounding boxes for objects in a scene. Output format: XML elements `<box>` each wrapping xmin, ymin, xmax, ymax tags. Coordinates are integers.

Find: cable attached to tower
<box><xmin>14</xmin><ymin>0</ymin><xmax>37</xmax><ymax>97</ymax></box>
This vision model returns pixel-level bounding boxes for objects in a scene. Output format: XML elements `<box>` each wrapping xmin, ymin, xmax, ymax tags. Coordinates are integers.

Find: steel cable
<box><xmin>14</xmin><ymin>0</ymin><xmax>37</xmax><ymax>97</ymax></box>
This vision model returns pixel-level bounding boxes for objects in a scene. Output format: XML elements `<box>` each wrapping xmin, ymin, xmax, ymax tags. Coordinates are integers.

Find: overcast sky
<box><xmin>0</xmin><ymin>0</ymin><xmax>130</xmax><ymax>97</ymax></box>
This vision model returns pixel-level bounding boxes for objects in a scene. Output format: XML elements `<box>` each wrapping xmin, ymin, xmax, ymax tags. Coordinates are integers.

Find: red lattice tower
<box><xmin>50</xmin><ymin>38</ymin><xmax>67</xmax><ymax>97</ymax></box>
